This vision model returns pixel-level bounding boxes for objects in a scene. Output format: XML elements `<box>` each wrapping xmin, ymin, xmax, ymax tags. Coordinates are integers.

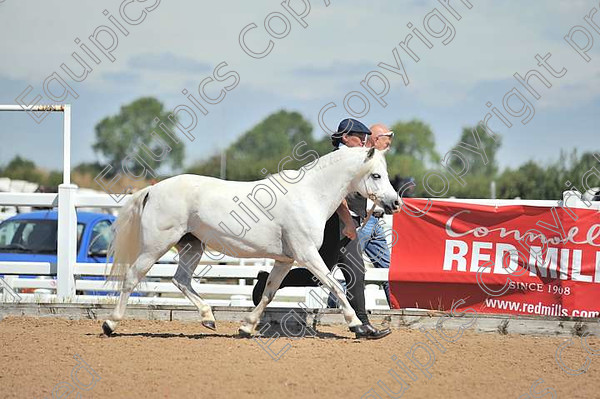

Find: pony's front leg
<box><xmin>239</xmin><ymin>261</ymin><xmax>293</xmax><ymax>336</ymax></box>
<box><xmin>296</xmin><ymin>247</ymin><xmax>362</xmax><ymax>328</ymax></box>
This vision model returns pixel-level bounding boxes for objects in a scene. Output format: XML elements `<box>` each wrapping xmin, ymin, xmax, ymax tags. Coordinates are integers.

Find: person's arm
<box><xmin>336</xmin><ymin>199</ymin><xmax>357</xmax><ymax>240</ymax></box>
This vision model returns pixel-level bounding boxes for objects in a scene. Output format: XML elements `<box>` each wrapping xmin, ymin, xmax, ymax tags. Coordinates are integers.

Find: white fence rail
<box><xmin>0</xmin><ymin>261</ymin><xmax>390</xmax><ymax>309</ymax></box>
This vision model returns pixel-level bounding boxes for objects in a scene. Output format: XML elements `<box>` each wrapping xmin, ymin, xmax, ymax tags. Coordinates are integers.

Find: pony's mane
<box><xmin>309</xmin><ymin>146</ymin><xmax>370</xmax><ymax>173</ymax></box>
<box><xmin>269</xmin><ymin>146</ymin><xmax>379</xmax><ymax>183</ymax></box>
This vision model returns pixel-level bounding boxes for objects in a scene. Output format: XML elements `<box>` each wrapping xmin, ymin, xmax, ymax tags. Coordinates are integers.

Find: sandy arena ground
<box><xmin>0</xmin><ymin>317</ymin><xmax>598</xmax><ymax>398</ymax></box>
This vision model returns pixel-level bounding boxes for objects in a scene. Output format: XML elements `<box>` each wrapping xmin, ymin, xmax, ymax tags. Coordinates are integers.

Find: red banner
<box><xmin>389</xmin><ymin>199</ymin><xmax>600</xmax><ymax>317</ymax></box>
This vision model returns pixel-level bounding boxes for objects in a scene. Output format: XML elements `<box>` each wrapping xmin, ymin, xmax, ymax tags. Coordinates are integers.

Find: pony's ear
<box><xmin>366</xmin><ymin>147</ymin><xmax>376</xmax><ymax>161</ymax></box>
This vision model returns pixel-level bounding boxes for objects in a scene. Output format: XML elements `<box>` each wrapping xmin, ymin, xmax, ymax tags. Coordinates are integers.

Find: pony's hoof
<box><xmin>102</xmin><ymin>321</ymin><xmax>114</xmax><ymax>337</ymax></box>
<box><xmin>238</xmin><ymin>328</ymin><xmax>253</xmax><ymax>338</ymax></box>
<box><xmin>202</xmin><ymin>320</ymin><xmax>217</xmax><ymax>331</ymax></box>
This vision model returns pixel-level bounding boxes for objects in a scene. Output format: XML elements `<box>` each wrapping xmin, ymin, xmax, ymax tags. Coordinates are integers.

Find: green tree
<box><xmin>442</xmin><ymin>124</ymin><xmax>503</xmax><ymax>198</ymax></box>
<box><xmin>312</xmin><ymin>135</ymin><xmax>334</xmax><ymax>157</ymax></box>
<box><xmin>384</xmin><ymin>119</ymin><xmax>440</xmax><ymax>197</ymax></box>
<box><xmin>497</xmin><ymin>161</ymin><xmax>559</xmax><ymax>199</ymax></box>
<box><xmin>92</xmin><ymin>97</ymin><xmax>184</xmax><ymax>176</ymax></box>
<box><xmin>389</xmin><ymin>119</ymin><xmax>439</xmax><ymax>165</ymax></box>
<box><xmin>46</xmin><ymin>171</ymin><xmax>63</xmax><ymax>187</ymax></box>
<box><xmin>188</xmin><ymin>110</ymin><xmax>319</xmax><ymax>181</ymax></box>
<box><xmin>449</xmin><ymin>124</ymin><xmax>501</xmax><ymax>177</ymax></box>
<box><xmin>569</xmin><ymin>151</ymin><xmax>600</xmax><ymax>190</ymax></box>
<box><xmin>494</xmin><ymin>149</ymin><xmax>599</xmax><ymax>200</ymax></box>
<box><xmin>0</xmin><ymin>155</ymin><xmax>43</xmax><ymax>182</ymax></box>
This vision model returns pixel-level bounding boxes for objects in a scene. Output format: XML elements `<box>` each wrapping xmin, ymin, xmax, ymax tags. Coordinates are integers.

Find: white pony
<box><xmin>102</xmin><ymin>146</ymin><xmax>399</xmax><ymax>337</ymax></box>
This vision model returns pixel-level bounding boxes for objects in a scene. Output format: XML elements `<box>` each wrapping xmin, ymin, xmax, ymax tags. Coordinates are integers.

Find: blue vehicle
<box><xmin>0</xmin><ymin>210</ymin><xmax>115</xmax><ymax>295</ymax></box>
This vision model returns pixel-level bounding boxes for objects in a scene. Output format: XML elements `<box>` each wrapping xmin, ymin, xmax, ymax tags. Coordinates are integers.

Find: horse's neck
<box><xmin>300</xmin><ymin>150</ymin><xmax>365</xmax><ymax>219</ymax></box>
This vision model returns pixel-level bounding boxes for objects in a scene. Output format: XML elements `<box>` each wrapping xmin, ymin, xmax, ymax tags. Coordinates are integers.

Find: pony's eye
<box><xmin>371</xmin><ymin>173</ymin><xmax>381</xmax><ymax>179</ymax></box>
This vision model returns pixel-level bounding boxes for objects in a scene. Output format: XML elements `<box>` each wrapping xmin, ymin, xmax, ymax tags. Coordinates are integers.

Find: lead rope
<box><xmin>360</xmin><ymin>202</ymin><xmax>377</xmax><ymax>230</ymax></box>
<box><xmin>339</xmin><ymin>201</ymin><xmax>377</xmax><ymax>248</ymax></box>
<box><xmin>362</xmin><ymin>176</ymin><xmax>378</xmax><ymax>230</ymax></box>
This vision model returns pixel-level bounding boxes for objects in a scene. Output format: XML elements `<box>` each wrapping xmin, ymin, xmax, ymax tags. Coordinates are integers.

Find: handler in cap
<box><xmin>252</xmin><ymin>118</ymin><xmax>392</xmax><ymax>340</ymax></box>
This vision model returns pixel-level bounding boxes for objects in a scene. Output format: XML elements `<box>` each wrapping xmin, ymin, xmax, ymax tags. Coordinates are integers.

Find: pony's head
<box><xmin>351</xmin><ymin>147</ymin><xmax>400</xmax><ymax>214</ymax></box>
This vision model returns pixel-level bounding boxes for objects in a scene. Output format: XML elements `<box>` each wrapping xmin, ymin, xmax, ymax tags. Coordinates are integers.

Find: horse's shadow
<box><xmin>90</xmin><ymin>327</ymin><xmax>348</xmax><ymax>340</ymax></box>
<box><xmin>249</xmin><ymin>327</ymin><xmax>347</xmax><ymax>340</ymax></box>
<box><xmin>93</xmin><ymin>331</ymin><xmax>234</xmax><ymax>339</ymax></box>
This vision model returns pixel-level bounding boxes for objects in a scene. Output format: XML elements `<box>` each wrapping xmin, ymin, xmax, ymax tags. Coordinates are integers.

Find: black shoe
<box><xmin>252</xmin><ymin>271</ymin><xmax>269</xmax><ymax>306</ymax></box>
<box><xmin>350</xmin><ymin>323</ymin><xmax>392</xmax><ymax>340</ymax></box>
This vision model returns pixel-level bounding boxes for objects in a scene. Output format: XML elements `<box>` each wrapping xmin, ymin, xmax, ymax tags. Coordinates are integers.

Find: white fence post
<box><xmin>57</xmin><ymin>104</ymin><xmax>76</xmax><ymax>300</ymax></box>
<box><xmin>56</xmin><ymin>184</ymin><xmax>77</xmax><ymax>300</ymax></box>
<box><xmin>62</xmin><ymin>104</ymin><xmax>71</xmax><ymax>185</ymax></box>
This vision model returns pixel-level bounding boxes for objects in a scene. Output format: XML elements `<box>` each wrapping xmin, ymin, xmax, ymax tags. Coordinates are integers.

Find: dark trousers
<box><xmin>276</xmin><ymin>213</ymin><xmax>369</xmax><ymax>324</ymax></box>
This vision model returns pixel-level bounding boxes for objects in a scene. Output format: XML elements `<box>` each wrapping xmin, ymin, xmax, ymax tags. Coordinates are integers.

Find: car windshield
<box><xmin>88</xmin><ymin>220</ymin><xmax>112</xmax><ymax>256</ymax></box>
<box><xmin>0</xmin><ymin>219</ymin><xmax>84</xmax><ymax>254</ymax></box>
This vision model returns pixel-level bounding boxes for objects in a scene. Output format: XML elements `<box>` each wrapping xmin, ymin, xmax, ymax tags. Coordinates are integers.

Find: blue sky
<box><xmin>0</xmin><ymin>0</ymin><xmax>598</xmax><ymax>175</ymax></box>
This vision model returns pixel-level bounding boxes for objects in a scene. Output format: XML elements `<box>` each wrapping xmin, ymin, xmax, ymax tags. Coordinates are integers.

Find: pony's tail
<box><xmin>107</xmin><ymin>186</ymin><xmax>152</xmax><ymax>289</ymax></box>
